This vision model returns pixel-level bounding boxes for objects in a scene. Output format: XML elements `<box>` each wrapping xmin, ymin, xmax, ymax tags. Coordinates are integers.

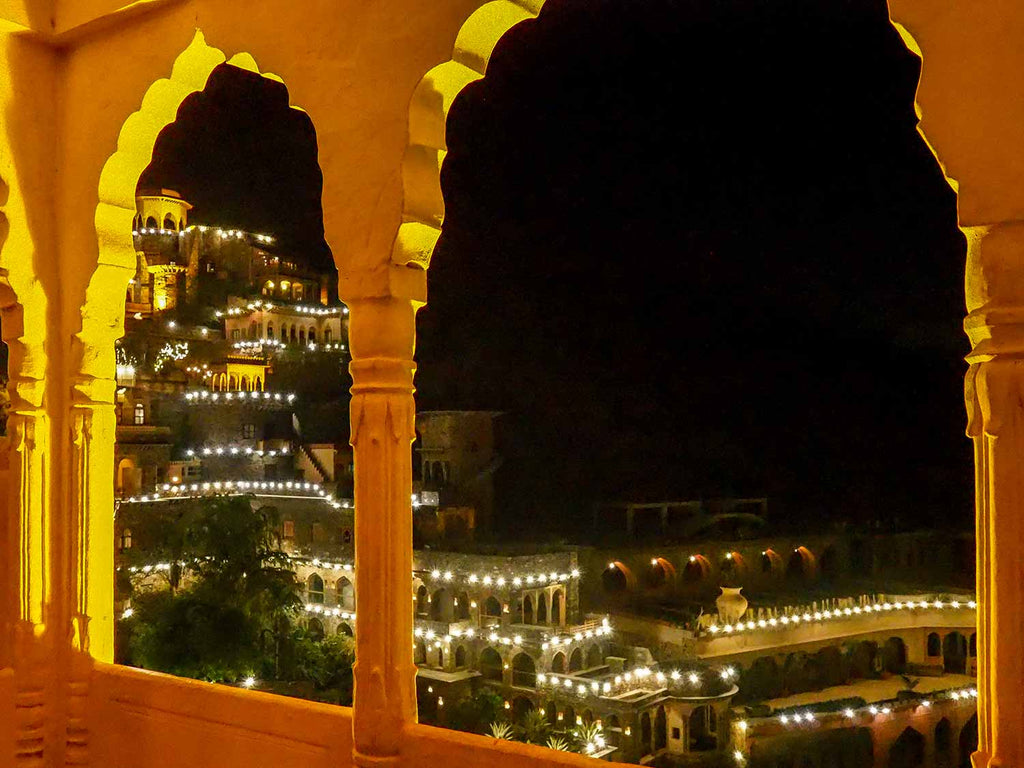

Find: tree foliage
<box><xmin>120</xmin><ymin>495</ymin><xmax>313</xmax><ymax>685</ymax></box>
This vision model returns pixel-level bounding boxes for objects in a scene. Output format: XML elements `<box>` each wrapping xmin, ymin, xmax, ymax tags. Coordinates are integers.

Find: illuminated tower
<box><xmin>131</xmin><ymin>189</ymin><xmax>195</xmax><ymax>313</ymax></box>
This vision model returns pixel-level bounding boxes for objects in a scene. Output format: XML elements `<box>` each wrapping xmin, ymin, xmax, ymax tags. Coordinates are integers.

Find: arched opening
<box><xmin>512</xmin><ymin>652</ymin><xmax>536</xmax><ymax>687</ymax></box>
<box><xmin>689</xmin><ymin>705</ymin><xmax>716</xmax><ymax>751</ymax></box>
<box><xmin>786</xmin><ymin>546</ymin><xmax>816</xmax><ymax>582</ymax></box>
<box><xmin>537</xmin><ymin>592</ymin><xmax>548</xmax><ymax>623</ymax></box>
<box><xmin>551</xmin><ymin>652</ymin><xmax>566</xmax><ymax>673</ymax></box>
<box><xmin>601</xmin><ymin>561</ymin><xmax>635</xmax><ymax>593</ymax></box>
<box><xmin>522</xmin><ymin>594</ymin><xmax>534</xmax><ymax>624</ymax></box>
<box><xmin>606</xmin><ymin>715</ymin><xmax>620</xmax><ymax>746</ymax></box>
<box><xmin>655</xmin><ymin>705</ymin><xmax>667</xmax><ymax>752</ymax></box>
<box><xmin>146</xmin><ymin>215</ymin><xmax>158</xmax><ymax>228</ymax></box>
<box><xmin>416</xmin><ymin>585</ymin><xmax>428</xmax><ymax>616</ymax></box>
<box><xmin>562</xmin><ymin>706</ymin><xmax>576</xmax><ymax>729</ymax></box>
<box><xmin>306</xmin><ymin>618</ymin><xmax>324</xmax><ymax>641</ymax></box>
<box><xmin>761</xmin><ymin>549</ymin><xmax>783</xmax><ymax>575</ymax></box>
<box><xmin>163</xmin><ymin>214</ymin><xmax>176</xmax><ymax>230</ymax></box>
<box><xmin>338</xmin><ymin>622</ymin><xmax>353</xmax><ymax>637</ymax></box>
<box><xmin>640</xmin><ymin>712</ymin><xmax>653</xmax><ymax>757</ymax></box>
<box><xmin>325</xmin><ymin>327</ymin><xmax>332</xmax><ymax>343</ymax></box>
<box><xmin>414</xmin><ymin>642</ymin><xmax>426</xmax><ymax>665</ymax></box>
<box><xmin>455</xmin><ymin>645</ymin><xmax>468</xmax><ymax>668</ymax></box>
<box><xmin>889</xmin><ymin>727</ymin><xmax>925</xmax><ymax>768</ymax></box>
<box><xmin>645</xmin><ymin>556</ymin><xmax>676</xmax><ymax>589</ymax></box>
<box><xmin>483</xmin><ymin>595</ymin><xmax>502</xmax><ymax>618</ymax></box>
<box><xmin>719</xmin><ymin>551</ymin><xmax>746</xmax><ymax>582</ymax></box>
<box><xmin>308</xmin><ymin>328</ymin><xmax>316</xmax><ymax>344</ymax></box>
<box><xmin>935</xmin><ymin>718</ymin><xmax>953</xmax><ymax>768</ymax></box>
<box><xmin>927</xmin><ymin>632</ymin><xmax>942</xmax><ymax>657</ymax></box>
<box><xmin>969</xmin><ymin>632</ymin><xmax>977</xmax><ymax>658</ymax></box>
<box><xmin>682</xmin><ymin>554</ymin><xmax>711</xmax><ymax>584</ymax></box>
<box><xmin>479</xmin><ymin>647</ymin><xmax>503</xmax><ymax>681</ymax></box>
<box><xmin>551</xmin><ymin>589</ymin><xmax>564</xmax><ymax>625</ymax></box>
<box><xmin>336</xmin><ymin>577</ymin><xmax>354</xmax><ymax>610</ymax></box>
<box><xmin>585</xmin><ymin>644</ymin><xmax>602</xmax><ymax>669</ymax></box>
<box><xmin>849</xmin><ymin>640</ymin><xmax>878</xmax><ymax>679</ymax></box>
<box><xmin>455</xmin><ymin>590</ymin><xmax>470</xmax><ymax>620</ymax></box>
<box><xmin>266</xmin><ymin>323</ymin><xmax>274</xmax><ymax>338</ymax></box>
<box><xmin>959</xmin><ymin>714</ymin><xmax>978</xmax><ymax>768</ymax></box>
<box><xmin>882</xmin><ymin>636</ymin><xmax>908</xmax><ymax>673</ymax></box>
<box><xmin>943</xmin><ymin>632</ymin><xmax>968</xmax><ymax>673</ymax></box>
<box><xmin>430</xmin><ymin>589</ymin><xmax>454</xmax><ymax>622</ymax></box>
<box><xmin>568</xmin><ymin>647</ymin><xmax>583</xmax><ymax>672</ymax></box>
<box><xmin>299</xmin><ymin>329</ymin><xmax>305</xmax><ymax>345</ymax></box>
<box><xmin>436</xmin><ymin>647</ymin><xmax>444</xmax><ymax>668</ymax></box>
<box><xmin>117</xmin><ymin>456</ymin><xmax>140</xmax><ymax>497</ymax></box>
<box><xmin>307</xmin><ymin>573</ymin><xmax>324</xmax><ymax>604</ymax></box>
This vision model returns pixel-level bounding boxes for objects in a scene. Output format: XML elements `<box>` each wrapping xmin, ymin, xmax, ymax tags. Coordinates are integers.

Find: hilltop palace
<box><xmin>117</xmin><ymin>191</ymin><xmax>977</xmax><ymax>767</ymax></box>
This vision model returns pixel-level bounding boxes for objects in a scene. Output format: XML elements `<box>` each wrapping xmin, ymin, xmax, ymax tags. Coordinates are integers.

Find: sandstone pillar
<box><xmin>964</xmin><ymin>222</ymin><xmax>1024</xmax><ymax>768</ymax></box>
<box><xmin>348</xmin><ymin>296</ymin><xmax>418</xmax><ymax>765</ymax></box>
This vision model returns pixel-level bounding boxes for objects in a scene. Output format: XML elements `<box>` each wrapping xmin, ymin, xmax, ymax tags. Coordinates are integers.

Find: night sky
<box><xmin>140</xmin><ymin>0</ymin><xmax>971</xmax><ymax>541</ymax></box>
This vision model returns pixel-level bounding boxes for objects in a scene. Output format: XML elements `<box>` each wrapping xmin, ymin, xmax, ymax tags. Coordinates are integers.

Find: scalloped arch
<box><xmin>392</xmin><ymin>0</ymin><xmax>546</xmax><ymax>270</ymax></box>
<box><xmin>86</xmin><ymin>30</ymin><xmax>310</xmax><ymax>383</ymax></box>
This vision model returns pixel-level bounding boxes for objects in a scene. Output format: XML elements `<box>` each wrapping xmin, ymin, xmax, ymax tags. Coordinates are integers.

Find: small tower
<box><xmin>132</xmin><ymin>189</ymin><xmax>195</xmax><ymax>314</ymax></box>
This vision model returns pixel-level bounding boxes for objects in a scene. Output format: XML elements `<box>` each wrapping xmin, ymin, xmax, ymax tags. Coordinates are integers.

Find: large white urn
<box><xmin>716</xmin><ymin>586</ymin><xmax>748</xmax><ymax>624</ymax></box>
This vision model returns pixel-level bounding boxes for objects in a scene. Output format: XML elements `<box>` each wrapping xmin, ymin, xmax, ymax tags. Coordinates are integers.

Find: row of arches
<box><xmin>738</xmin><ymin>639</ymin><xmax>907</xmax><ymax>702</ymax></box>
<box><xmin>639</xmin><ymin>705</ymin><xmax>717</xmax><ymax>757</ymax></box>
<box><xmin>928</xmin><ymin>631</ymin><xmax>977</xmax><ymax>673</ymax></box>
<box><xmin>211</xmin><ymin>372</ymin><xmax>263</xmax><ymax>391</ymax></box>
<box><xmin>885</xmin><ymin>719</ymin><xmax>976</xmax><ymax>768</ymax></box>
<box><xmin>260</xmin><ymin>279</ymin><xmax>314</xmax><ymax>302</ymax></box>
<box><xmin>412</xmin><ymin>585</ymin><xmax>566</xmax><ymax>626</ymax></box>
<box><xmin>252</xmin><ymin>322</ymin><xmax>331</xmax><ymax>346</ymax></box>
<box><xmin>499</xmin><ymin>695</ymin><xmax>611</xmax><ymax>738</ymax></box>
<box><xmin>522</xmin><ymin>590</ymin><xmax>565</xmax><ymax>626</ymax></box>
<box><xmin>134</xmin><ymin>213</ymin><xmax>185</xmax><ymax>232</ymax></box>
<box><xmin>476</xmin><ymin>643</ymin><xmax>604</xmax><ymax>683</ymax></box>
<box><xmin>306</xmin><ymin>574</ymin><xmax>355</xmax><ymax>610</ymax></box>
<box><xmin>602</xmin><ymin>546</ymin><xmax>832</xmax><ymax>594</ymax></box>
<box><xmin>304</xmin><ymin>617</ymin><xmax>353</xmax><ymax>640</ymax></box>
<box><xmin>415</xmin><ymin>641</ymin><xmax>470</xmax><ymax>670</ymax></box>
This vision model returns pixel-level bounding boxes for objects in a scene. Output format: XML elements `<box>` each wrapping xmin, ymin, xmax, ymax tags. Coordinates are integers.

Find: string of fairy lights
<box><xmin>133</xmin><ymin>224</ymin><xmax>274</xmax><ymax>243</ymax></box>
<box><xmin>183</xmin><ymin>390</ymin><xmax>297</xmax><ymax>404</ymax></box>
<box><xmin>763</xmin><ymin>685</ymin><xmax>977</xmax><ymax>728</ymax></box>
<box><xmin>417</xmin><ymin>568</ymin><xmax>582</xmax><ymax>588</ymax></box>
<box><xmin>704</xmin><ymin>597</ymin><xmax>977</xmax><ymax>637</ymax></box>
<box><xmin>184</xmin><ymin>444</ymin><xmax>290</xmax><ymax>458</ymax></box>
<box><xmin>215</xmin><ymin>301</ymin><xmax>347</xmax><ymax>318</ymax></box>
<box><xmin>728</xmin><ymin>685</ymin><xmax>979</xmax><ymax>763</ymax></box>
<box><xmin>119</xmin><ymin>479</ymin><xmax>350</xmax><ymax>509</ymax></box>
